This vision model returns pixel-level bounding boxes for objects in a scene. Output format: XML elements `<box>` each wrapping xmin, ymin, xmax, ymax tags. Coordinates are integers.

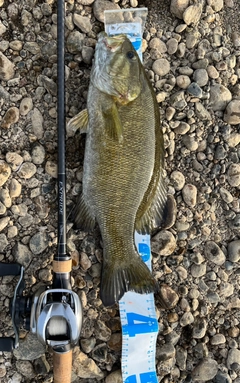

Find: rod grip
<box><xmin>53</xmin><ymin>349</ymin><xmax>72</xmax><ymax>383</ymax></box>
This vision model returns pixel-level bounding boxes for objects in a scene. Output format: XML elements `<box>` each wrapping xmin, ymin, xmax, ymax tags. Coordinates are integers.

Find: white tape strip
<box><xmin>104</xmin><ymin>10</ymin><xmax>159</xmax><ymax>383</ymax></box>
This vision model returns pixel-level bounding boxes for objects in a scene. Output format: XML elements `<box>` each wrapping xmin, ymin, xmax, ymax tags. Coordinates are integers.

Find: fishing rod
<box><xmin>0</xmin><ymin>0</ymin><xmax>82</xmax><ymax>381</ymax></box>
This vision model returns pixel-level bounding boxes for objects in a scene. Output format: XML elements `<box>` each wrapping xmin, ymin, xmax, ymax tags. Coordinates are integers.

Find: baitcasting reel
<box><xmin>0</xmin><ymin>262</ymin><xmax>82</xmax><ymax>354</ymax></box>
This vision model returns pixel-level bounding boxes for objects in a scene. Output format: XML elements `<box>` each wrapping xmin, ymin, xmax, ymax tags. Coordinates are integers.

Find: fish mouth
<box><xmin>100</xmin><ymin>32</ymin><xmax>126</xmax><ymax>52</ymax></box>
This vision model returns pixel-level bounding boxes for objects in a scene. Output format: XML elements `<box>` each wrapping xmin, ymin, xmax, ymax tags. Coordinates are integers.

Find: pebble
<box><xmin>209</xmin><ymin>84</ymin><xmax>232</xmax><ymax>111</ymax></box>
<box><xmin>195</xmin><ymin>102</ymin><xmax>211</xmax><ymax>120</ymax></box>
<box><xmin>227</xmin><ymin>349</ymin><xmax>240</xmax><ymax>370</ymax></box>
<box><xmin>29</xmin><ymin>232</ymin><xmax>49</xmax><ymax>255</ymax></box>
<box><xmin>208</xmin><ymin>0</ymin><xmax>224</xmax><ymax>12</ymax></box>
<box><xmin>0</xmin><ymin>188</ymin><xmax>11</xmax><ymax>208</ymax></box>
<box><xmin>105</xmin><ymin>370</ymin><xmax>122</xmax><ymax>383</ymax></box>
<box><xmin>66</xmin><ymin>31</ymin><xmax>85</xmax><ymax>54</ymax></box>
<box><xmin>187</xmin><ymin>82</ymin><xmax>203</xmax><ymax>97</ymax></box>
<box><xmin>192</xmin><ymin>318</ymin><xmax>207</xmax><ymax>339</ymax></box>
<box><xmin>18</xmin><ymin>162</ymin><xmax>37</xmax><ymax>179</ymax></box>
<box><xmin>207</xmin><ymin>65</ymin><xmax>219</xmax><ymax>79</ymax></box>
<box><xmin>73</xmin><ymin>14</ymin><xmax>92</xmax><ymax>34</ymax></box>
<box><xmin>30</xmin><ymin>108</ymin><xmax>44</xmax><ymax>139</ymax></box>
<box><xmin>157</xmin><ymin>343</ymin><xmax>175</xmax><ymax>361</ymax></box>
<box><xmin>12</xmin><ymin>242</ymin><xmax>33</xmax><ymax>268</ymax></box>
<box><xmin>1</xmin><ymin>107</ymin><xmax>19</xmax><ymax>129</ymax></box>
<box><xmin>226</xmin><ymin>133</ymin><xmax>240</xmax><ymax>148</ymax></box>
<box><xmin>152</xmin><ymin>58</ymin><xmax>170</xmax><ymax>77</ymax></box>
<box><xmin>15</xmin><ymin>361</ymin><xmax>34</xmax><ymax>379</ymax></box>
<box><xmin>19</xmin><ymin>97</ymin><xmax>33</xmax><ymax>116</ymax></box>
<box><xmin>192</xmin><ymin>358</ymin><xmax>218</xmax><ymax>381</ymax></box>
<box><xmin>191</xmin><ymin>263</ymin><xmax>206</xmax><ymax>278</ymax></box>
<box><xmin>176</xmin><ymin>75</ymin><xmax>191</xmax><ymax>89</ymax></box>
<box><xmin>158</xmin><ymin>285</ymin><xmax>179</xmax><ymax>309</ymax></box>
<box><xmin>180</xmin><ymin>312</ymin><xmax>194</xmax><ymax>326</ymax></box>
<box><xmin>182</xmin><ymin>184</ymin><xmax>197</xmax><ymax>207</ymax></box>
<box><xmin>193</xmin><ymin>69</ymin><xmax>209</xmax><ymax>87</ymax></box>
<box><xmin>170</xmin><ymin>170</ymin><xmax>185</xmax><ymax>190</ymax></box>
<box><xmin>170</xmin><ymin>91</ymin><xmax>187</xmax><ymax>110</ymax></box>
<box><xmin>9</xmin><ymin>179</ymin><xmax>22</xmax><ymax>198</ymax></box>
<box><xmin>0</xmin><ymin>52</ymin><xmax>15</xmax><ymax>80</ymax></box>
<box><xmin>13</xmin><ymin>333</ymin><xmax>45</xmax><ymax>361</ymax></box>
<box><xmin>227</xmin><ymin>163</ymin><xmax>240</xmax><ymax>187</ymax></box>
<box><xmin>72</xmin><ymin>350</ymin><xmax>104</xmax><ymax>379</ymax></box>
<box><xmin>0</xmin><ymin>216</ymin><xmax>10</xmax><ymax>231</ymax></box>
<box><xmin>219</xmin><ymin>187</ymin><xmax>233</xmax><ymax>203</ymax></box>
<box><xmin>228</xmin><ymin>240</ymin><xmax>240</xmax><ymax>263</ymax></box>
<box><xmin>31</xmin><ymin>144</ymin><xmax>45</xmax><ymax>165</ymax></box>
<box><xmin>224</xmin><ymin>100</ymin><xmax>240</xmax><ymax>124</ymax></box>
<box><xmin>151</xmin><ymin>230</ymin><xmax>177</xmax><ymax>256</ymax></box>
<box><xmin>170</xmin><ymin>0</ymin><xmax>190</xmax><ymax>19</ymax></box>
<box><xmin>183</xmin><ymin>3</ymin><xmax>202</xmax><ymax>25</ymax></box>
<box><xmin>45</xmin><ymin>160</ymin><xmax>58</xmax><ymax>178</ymax></box>
<box><xmin>211</xmin><ymin>334</ymin><xmax>226</xmax><ymax>345</ymax></box>
<box><xmin>0</xmin><ymin>160</ymin><xmax>11</xmax><ymax>186</ymax></box>
<box><xmin>166</xmin><ymin>38</ymin><xmax>178</xmax><ymax>55</ymax></box>
<box><xmin>204</xmin><ymin>241</ymin><xmax>226</xmax><ymax>265</ymax></box>
<box><xmin>93</xmin><ymin>0</ymin><xmax>120</xmax><ymax>23</ymax></box>
<box><xmin>6</xmin><ymin>152</ymin><xmax>23</xmax><ymax>171</ymax></box>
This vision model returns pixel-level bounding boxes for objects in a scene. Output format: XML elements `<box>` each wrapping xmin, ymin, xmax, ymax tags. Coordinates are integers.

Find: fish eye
<box><xmin>126</xmin><ymin>51</ymin><xmax>135</xmax><ymax>60</ymax></box>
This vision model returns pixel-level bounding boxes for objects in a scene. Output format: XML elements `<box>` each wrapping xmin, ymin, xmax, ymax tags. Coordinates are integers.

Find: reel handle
<box><xmin>53</xmin><ymin>349</ymin><xmax>73</xmax><ymax>383</ymax></box>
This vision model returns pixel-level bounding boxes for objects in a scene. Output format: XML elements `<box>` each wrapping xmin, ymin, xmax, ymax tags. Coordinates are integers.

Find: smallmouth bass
<box><xmin>68</xmin><ymin>32</ymin><xmax>170</xmax><ymax>307</ymax></box>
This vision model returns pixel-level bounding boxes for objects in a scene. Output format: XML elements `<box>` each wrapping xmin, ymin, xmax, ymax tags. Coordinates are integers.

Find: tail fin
<box><xmin>100</xmin><ymin>255</ymin><xmax>157</xmax><ymax>307</ymax></box>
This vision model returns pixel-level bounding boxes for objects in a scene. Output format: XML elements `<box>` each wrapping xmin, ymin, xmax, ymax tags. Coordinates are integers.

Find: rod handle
<box><xmin>53</xmin><ymin>349</ymin><xmax>72</xmax><ymax>383</ymax></box>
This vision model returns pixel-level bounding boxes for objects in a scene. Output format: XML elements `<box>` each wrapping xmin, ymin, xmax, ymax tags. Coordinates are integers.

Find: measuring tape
<box><xmin>104</xmin><ymin>9</ymin><xmax>159</xmax><ymax>383</ymax></box>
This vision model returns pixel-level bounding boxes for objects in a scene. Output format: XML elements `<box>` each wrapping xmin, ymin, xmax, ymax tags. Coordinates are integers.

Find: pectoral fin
<box><xmin>103</xmin><ymin>102</ymin><xmax>123</xmax><ymax>142</ymax></box>
<box><xmin>67</xmin><ymin>109</ymin><xmax>89</xmax><ymax>137</ymax></box>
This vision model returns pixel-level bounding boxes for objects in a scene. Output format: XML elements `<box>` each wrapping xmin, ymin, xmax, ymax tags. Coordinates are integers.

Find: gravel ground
<box><xmin>0</xmin><ymin>0</ymin><xmax>240</xmax><ymax>382</ymax></box>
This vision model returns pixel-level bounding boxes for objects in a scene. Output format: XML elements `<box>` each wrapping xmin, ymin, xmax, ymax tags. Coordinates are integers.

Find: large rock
<box><xmin>170</xmin><ymin>0</ymin><xmax>190</xmax><ymax>19</ymax></box>
<box><xmin>224</xmin><ymin>100</ymin><xmax>240</xmax><ymax>124</ymax></box>
<box><xmin>0</xmin><ymin>52</ymin><xmax>15</xmax><ymax>80</ymax></box>
<box><xmin>209</xmin><ymin>84</ymin><xmax>232</xmax><ymax>111</ymax></box>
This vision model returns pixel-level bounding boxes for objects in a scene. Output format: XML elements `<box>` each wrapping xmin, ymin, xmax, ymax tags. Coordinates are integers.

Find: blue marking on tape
<box><xmin>138</xmin><ymin>243</ymin><xmax>150</xmax><ymax>262</ymax></box>
<box><xmin>122</xmin><ymin>313</ymin><xmax>158</xmax><ymax>337</ymax></box>
<box><xmin>125</xmin><ymin>372</ymin><xmax>158</xmax><ymax>383</ymax></box>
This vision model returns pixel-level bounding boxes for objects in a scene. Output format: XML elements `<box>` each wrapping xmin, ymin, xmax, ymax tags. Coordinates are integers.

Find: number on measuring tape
<box><xmin>122</xmin><ymin>313</ymin><xmax>158</xmax><ymax>337</ymax></box>
<box><xmin>125</xmin><ymin>371</ymin><xmax>158</xmax><ymax>383</ymax></box>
